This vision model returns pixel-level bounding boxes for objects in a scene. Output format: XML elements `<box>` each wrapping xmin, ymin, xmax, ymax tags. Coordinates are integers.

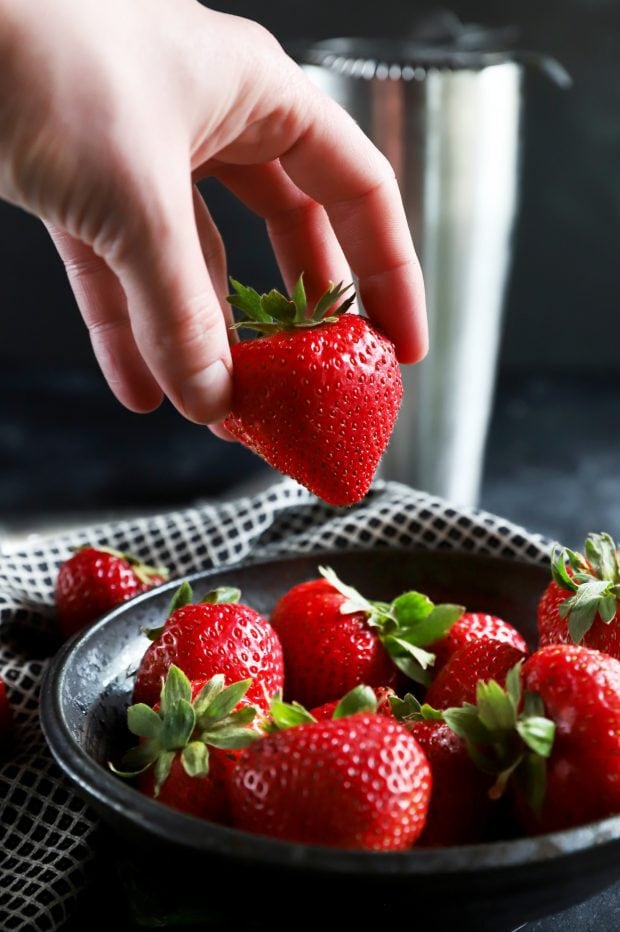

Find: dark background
<box><xmin>1</xmin><ymin>0</ymin><xmax>619</xmax><ymax>545</ymax></box>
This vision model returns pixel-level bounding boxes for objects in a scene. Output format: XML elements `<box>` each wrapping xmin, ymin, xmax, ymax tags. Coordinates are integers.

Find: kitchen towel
<box><xmin>0</xmin><ymin>478</ymin><xmax>551</xmax><ymax>932</ymax></box>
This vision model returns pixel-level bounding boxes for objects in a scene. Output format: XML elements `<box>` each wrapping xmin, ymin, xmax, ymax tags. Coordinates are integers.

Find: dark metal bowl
<box><xmin>40</xmin><ymin>549</ymin><xmax>620</xmax><ymax>930</ymax></box>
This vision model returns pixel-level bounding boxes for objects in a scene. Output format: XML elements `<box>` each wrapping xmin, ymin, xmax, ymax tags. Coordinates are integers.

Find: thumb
<box><xmin>104</xmin><ymin>175</ymin><xmax>233</xmax><ymax>425</ymax></box>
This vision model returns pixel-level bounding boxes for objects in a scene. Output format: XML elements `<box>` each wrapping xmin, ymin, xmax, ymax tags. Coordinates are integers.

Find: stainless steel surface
<box><xmin>302</xmin><ymin>40</ymin><xmax>523</xmax><ymax>505</ymax></box>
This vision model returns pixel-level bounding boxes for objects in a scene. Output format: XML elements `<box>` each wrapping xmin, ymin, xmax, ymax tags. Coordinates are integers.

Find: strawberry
<box><xmin>113</xmin><ymin>665</ymin><xmax>260</xmax><ymax>822</ymax></box>
<box><xmin>430</xmin><ymin>611</ymin><xmax>527</xmax><ymax>672</ymax></box>
<box><xmin>538</xmin><ymin>532</ymin><xmax>620</xmax><ymax>657</ymax></box>
<box><xmin>270</xmin><ymin>566</ymin><xmax>463</xmax><ymax>709</ymax></box>
<box><xmin>223</xmin><ymin>276</ymin><xmax>403</xmax><ymax>506</ymax></box>
<box><xmin>133</xmin><ymin>583</ymin><xmax>284</xmax><ymax>712</ymax></box>
<box><xmin>309</xmin><ymin>685</ymin><xmax>397</xmax><ymax>721</ymax></box>
<box><xmin>55</xmin><ymin>546</ymin><xmax>168</xmax><ymax>638</ymax></box>
<box><xmin>425</xmin><ymin>638</ymin><xmax>528</xmax><ymax>710</ymax></box>
<box><xmin>0</xmin><ymin>677</ymin><xmax>13</xmax><ymax>746</ymax></box>
<box><xmin>443</xmin><ymin>646</ymin><xmax>620</xmax><ymax>834</ymax></box>
<box><xmin>230</xmin><ymin>695</ymin><xmax>432</xmax><ymax>850</ymax></box>
<box><xmin>391</xmin><ymin>695</ymin><xmax>496</xmax><ymax>846</ymax></box>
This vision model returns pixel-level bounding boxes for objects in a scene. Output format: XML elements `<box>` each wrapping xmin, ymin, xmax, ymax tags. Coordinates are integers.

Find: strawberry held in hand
<box><xmin>230</xmin><ymin>687</ymin><xmax>432</xmax><ymax>850</ymax></box>
<box><xmin>133</xmin><ymin>583</ymin><xmax>284</xmax><ymax>711</ymax></box>
<box><xmin>538</xmin><ymin>532</ymin><xmax>620</xmax><ymax>657</ymax></box>
<box><xmin>270</xmin><ymin>566</ymin><xmax>464</xmax><ymax>708</ymax></box>
<box><xmin>224</xmin><ymin>276</ymin><xmax>403</xmax><ymax>506</ymax></box>
<box><xmin>55</xmin><ymin>546</ymin><xmax>168</xmax><ymax>639</ymax></box>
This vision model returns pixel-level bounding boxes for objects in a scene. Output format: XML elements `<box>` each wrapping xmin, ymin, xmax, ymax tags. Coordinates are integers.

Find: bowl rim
<box><xmin>40</xmin><ymin>546</ymin><xmax>620</xmax><ymax>874</ymax></box>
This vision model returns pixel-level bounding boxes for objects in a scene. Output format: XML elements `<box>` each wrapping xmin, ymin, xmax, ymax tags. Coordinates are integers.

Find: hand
<box><xmin>0</xmin><ymin>0</ymin><xmax>427</xmax><ymax>428</ymax></box>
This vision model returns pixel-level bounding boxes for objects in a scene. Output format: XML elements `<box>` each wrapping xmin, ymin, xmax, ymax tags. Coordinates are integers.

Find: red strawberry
<box><xmin>223</xmin><ymin>276</ymin><xmax>403</xmax><ymax>506</ymax></box>
<box><xmin>55</xmin><ymin>546</ymin><xmax>168</xmax><ymax>638</ymax></box>
<box><xmin>0</xmin><ymin>677</ymin><xmax>13</xmax><ymax>746</ymax></box>
<box><xmin>425</xmin><ymin>638</ymin><xmax>528</xmax><ymax>710</ymax></box>
<box><xmin>443</xmin><ymin>645</ymin><xmax>620</xmax><ymax>834</ymax></box>
<box><xmin>230</xmin><ymin>712</ymin><xmax>431</xmax><ymax>850</ymax></box>
<box><xmin>520</xmin><ymin>645</ymin><xmax>620</xmax><ymax>832</ymax></box>
<box><xmin>538</xmin><ymin>532</ymin><xmax>620</xmax><ymax>657</ymax></box>
<box><xmin>430</xmin><ymin>612</ymin><xmax>527</xmax><ymax>672</ymax></box>
<box><xmin>310</xmin><ymin>685</ymin><xmax>397</xmax><ymax>721</ymax></box>
<box><xmin>114</xmin><ymin>666</ymin><xmax>260</xmax><ymax>823</ymax></box>
<box><xmin>133</xmin><ymin>584</ymin><xmax>284</xmax><ymax>712</ymax></box>
<box><xmin>390</xmin><ymin>693</ymin><xmax>499</xmax><ymax>846</ymax></box>
<box><xmin>270</xmin><ymin>566</ymin><xmax>463</xmax><ymax>709</ymax></box>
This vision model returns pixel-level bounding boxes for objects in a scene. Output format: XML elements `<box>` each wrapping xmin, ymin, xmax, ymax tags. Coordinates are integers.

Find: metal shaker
<box><xmin>297</xmin><ymin>22</ymin><xmax>568</xmax><ymax>506</ymax></box>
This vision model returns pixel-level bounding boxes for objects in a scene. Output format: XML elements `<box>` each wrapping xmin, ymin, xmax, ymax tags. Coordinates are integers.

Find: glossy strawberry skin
<box><xmin>407</xmin><ymin>720</ymin><xmax>494</xmax><ymax>846</ymax></box>
<box><xmin>270</xmin><ymin>579</ymin><xmax>402</xmax><ymax>709</ymax></box>
<box><xmin>538</xmin><ymin>580</ymin><xmax>620</xmax><ymax>658</ymax></box>
<box><xmin>133</xmin><ymin>602</ymin><xmax>284</xmax><ymax>711</ymax></box>
<box><xmin>430</xmin><ymin>612</ymin><xmax>528</xmax><ymax>672</ymax></box>
<box><xmin>425</xmin><ymin>639</ymin><xmax>528</xmax><ymax>710</ymax></box>
<box><xmin>230</xmin><ymin>714</ymin><xmax>431</xmax><ymax>850</ymax></box>
<box><xmin>519</xmin><ymin>645</ymin><xmax>620</xmax><ymax>833</ymax></box>
<box><xmin>55</xmin><ymin>548</ymin><xmax>165</xmax><ymax>638</ymax></box>
<box><xmin>224</xmin><ymin>314</ymin><xmax>403</xmax><ymax>507</ymax></box>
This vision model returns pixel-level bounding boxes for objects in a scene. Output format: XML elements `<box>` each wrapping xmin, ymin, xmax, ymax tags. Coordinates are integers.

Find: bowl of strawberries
<box><xmin>41</xmin><ymin>538</ymin><xmax>620</xmax><ymax>931</ymax></box>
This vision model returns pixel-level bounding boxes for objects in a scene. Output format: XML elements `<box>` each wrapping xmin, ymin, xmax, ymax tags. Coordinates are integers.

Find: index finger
<box><xmin>281</xmin><ymin>92</ymin><xmax>427</xmax><ymax>364</ymax></box>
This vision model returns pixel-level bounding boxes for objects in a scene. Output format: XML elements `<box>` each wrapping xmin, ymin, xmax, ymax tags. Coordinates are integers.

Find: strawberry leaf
<box><xmin>118</xmin><ymin>739</ymin><xmax>160</xmax><ymax>775</ymax></box>
<box><xmin>398</xmin><ymin>602</ymin><xmax>465</xmax><ymax>646</ymax></box>
<box><xmin>475</xmin><ymin>679</ymin><xmax>518</xmax><ymax>732</ymax></box>
<box><xmin>269</xmin><ymin>697</ymin><xmax>316</xmax><ymax>730</ymax></box>
<box><xmin>199</xmin><ymin>679</ymin><xmax>252</xmax><ymax>723</ymax></box>
<box><xmin>505</xmin><ymin>661</ymin><xmax>523</xmax><ymax>709</ymax></box>
<box><xmin>390</xmin><ymin>693</ymin><xmax>443</xmax><ymax>723</ymax></box>
<box><xmin>292</xmin><ymin>274</ymin><xmax>307</xmax><ymax>322</ymax></box>
<box><xmin>332</xmin><ymin>684</ymin><xmax>377</xmax><ymax>718</ymax></box>
<box><xmin>389</xmin><ymin>591</ymin><xmax>433</xmax><ymax>625</ymax></box>
<box><xmin>203</xmin><ymin>727</ymin><xmax>261</xmax><ymax>750</ymax></box>
<box><xmin>443</xmin><ymin>704</ymin><xmax>492</xmax><ymax>745</ymax></box>
<box><xmin>227</xmin><ymin>279</ymin><xmax>271</xmax><ymax>322</ymax></box>
<box><xmin>516</xmin><ymin>715</ymin><xmax>555</xmax><ymax>758</ymax></box>
<box><xmin>260</xmin><ymin>290</ymin><xmax>297</xmax><ymax>325</ymax></box>
<box><xmin>153</xmin><ymin>750</ymin><xmax>176</xmax><ymax>796</ymax></box>
<box><xmin>167</xmin><ymin>581</ymin><xmax>194</xmax><ymax>616</ymax></box>
<box><xmin>584</xmin><ymin>532</ymin><xmax>618</xmax><ymax>582</ymax></box>
<box><xmin>383</xmin><ymin>634</ymin><xmax>435</xmax><ymax>670</ymax></box>
<box><xmin>561</xmin><ymin>579</ymin><xmax>614</xmax><ymax>642</ymax></box>
<box><xmin>520</xmin><ymin>750</ymin><xmax>547</xmax><ymax>815</ymax></box>
<box><xmin>127</xmin><ymin>703</ymin><xmax>162</xmax><ymax>740</ymax></box>
<box><xmin>313</xmin><ymin>281</ymin><xmax>353</xmax><ymax>321</ymax></box>
<box><xmin>160</xmin><ymin>698</ymin><xmax>195</xmax><ymax>750</ymax></box>
<box><xmin>193</xmin><ymin>675</ymin><xmax>226</xmax><ymax>720</ymax></box>
<box><xmin>181</xmin><ymin>741</ymin><xmax>210</xmax><ymax>778</ymax></box>
<box><xmin>159</xmin><ymin>665</ymin><xmax>192</xmax><ymax>717</ymax></box>
<box><xmin>201</xmin><ymin>587</ymin><xmax>241</xmax><ymax>605</ymax></box>
<box><xmin>388</xmin><ymin>653</ymin><xmax>432</xmax><ymax>687</ymax></box>
<box><xmin>319</xmin><ymin>566</ymin><xmax>374</xmax><ymax>615</ymax></box>
<box><xmin>550</xmin><ymin>547</ymin><xmax>578</xmax><ymax>592</ymax></box>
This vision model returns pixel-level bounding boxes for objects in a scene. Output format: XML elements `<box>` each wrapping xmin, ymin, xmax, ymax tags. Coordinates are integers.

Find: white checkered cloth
<box><xmin>0</xmin><ymin>478</ymin><xmax>552</xmax><ymax>931</ymax></box>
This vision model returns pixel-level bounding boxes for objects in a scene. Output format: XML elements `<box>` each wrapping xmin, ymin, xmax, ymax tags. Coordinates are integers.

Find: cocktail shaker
<box><xmin>296</xmin><ymin>19</ymin><xmax>568</xmax><ymax>505</ymax></box>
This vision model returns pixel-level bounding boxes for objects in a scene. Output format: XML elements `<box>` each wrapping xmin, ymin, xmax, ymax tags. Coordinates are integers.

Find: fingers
<box><xmin>46</xmin><ymin>224</ymin><xmax>164</xmax><ymax>413</ymax></box>
<box><xmin>280</xmin><ymin>94</ymin><xmax>428</xmax><ymax>364</ymax></box>
<box><xmin>212</xmin><ymin>160</ymin><xmax>351</xmax><ymax>306</ymax></box>
<box><xmin>102</xmin><ymin>178</ymin><xmax>233</xmax><ymax>425</ymax></box>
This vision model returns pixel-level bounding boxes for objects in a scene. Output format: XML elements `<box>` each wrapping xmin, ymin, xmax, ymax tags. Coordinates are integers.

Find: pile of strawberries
<box><xmin>84</xmin><ymin>531</ymin><xmax>620</xmax><ymax>852</ymax></box>
<box><xmin>5</xmin><ymin>531</ymin><xmax>616</xmax><ymax>850</ymax></box>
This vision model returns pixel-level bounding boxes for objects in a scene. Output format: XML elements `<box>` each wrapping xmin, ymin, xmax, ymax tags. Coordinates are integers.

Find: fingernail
<box><xmin>180</xmin><ymin>359</ymin><xmax>232</xmax><ymax>424</ymax></box>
